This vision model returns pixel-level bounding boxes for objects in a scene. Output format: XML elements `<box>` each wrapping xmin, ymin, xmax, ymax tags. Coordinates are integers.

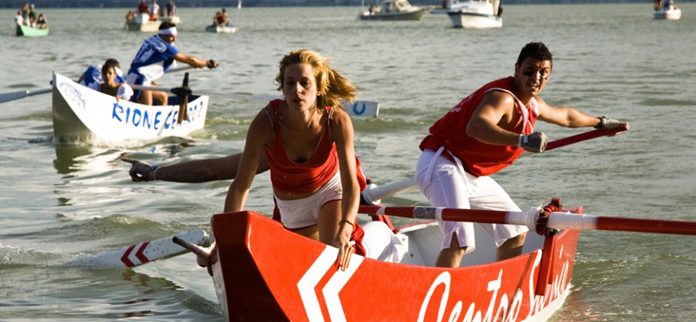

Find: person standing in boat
<box><xmin>416</xmin><ymin>41</ymin><xmax>629</xmax><ymax>268</ymax></box>
<box><xmin>194</xmin><ymin>49</ymin><xmax>403</xmax><ymax>271</ymax></box>
<box><xmin>126</xmin><ymin>22</ymin><xmax>219</xmax><ymax>106</ymax></box>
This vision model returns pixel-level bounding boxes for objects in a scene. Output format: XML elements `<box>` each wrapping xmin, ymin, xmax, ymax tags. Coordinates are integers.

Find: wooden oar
<box><xmin>360</xmin><ymin>126</ymin><xmax>629</xmax><ymax>204</ymax></box>
<box><xmin>358</xmin><ymin>205</ymin><xmax>696</xmax><ymax>236</ymax></box>
<box><xmin>65</xmin><ymin>229</ymin><xmax>209</xmax><ymax>268</ymax></box>
<box><xmin>0</xmin><ymin>88</ymin><xmax>52</xmax><ymax>104</ymax></box>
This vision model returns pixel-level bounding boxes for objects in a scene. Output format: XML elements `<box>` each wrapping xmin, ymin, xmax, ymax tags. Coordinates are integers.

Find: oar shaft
<box><xmin>167</xmin><ymin>65</ymin><xmax>199</xmax><ymax>73</ymax></box>
<box><xmin>548</xmin><ymin>213</ymin><xmax>696</xmax><ymax>236</ymax></box>
<box><xmin>359</xmin><ymin>205</ymin><xmax>696</xmax><ymax>237</ymax></box>
<box><xmin>546</xmin><ymin>125</ymin><xmax>628</xmax><ymax>151</ymax></box>
<box><xmin>358</xmin><ymin>205</ymin><xmax>531</xmax><ymax>226</ymax></box>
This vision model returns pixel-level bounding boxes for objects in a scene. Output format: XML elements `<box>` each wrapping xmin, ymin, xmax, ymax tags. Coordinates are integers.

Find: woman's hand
<box><xmin>333</xmin><ymin>220</ymin><xmax>355</xmax><ymax>271</ymax></box>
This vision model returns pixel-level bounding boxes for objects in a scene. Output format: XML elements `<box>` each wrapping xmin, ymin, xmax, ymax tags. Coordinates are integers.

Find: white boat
<box><xmin>205</xmin><ymin>24</ymin><xmax>238</xmax><ymax>33</ymax></box>
<box><xmin>359</xmin><ymin>0</ymin><xmax>434</xmax><ymax>21</ymax></box>
<box><xmin>125</xmin><ymin>13</ymin><xmax>161</xmax><ymax>32</ymax></box>
<box><xmin>447</xmin><ymin>0</ymin><xmax>502</xmax><ymax>29</ymax></box>
<box><xmin>51</xmin><ymin>72</ymin><xmax>208</xmax><ymax>146</ymax></box>
<box><xmin>653</xmin><ymin>0</ymin><xmax>681</xmax><ymax>20</ymax></box>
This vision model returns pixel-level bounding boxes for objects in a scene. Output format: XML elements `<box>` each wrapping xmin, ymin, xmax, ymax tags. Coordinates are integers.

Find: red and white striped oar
<box><xmin>361</xmin><ymin>126</ymin><xmax>629</xmax><ymax>205</ymax></box>
<box><xmin>358</xmin><ymin>205</ymin><xmax>696</xmax><ymax>236</ymax></box>
<box><xmin>66</xmin><ymin>229</ymin><xmax>210</xmax><ymax>268</ymax></box>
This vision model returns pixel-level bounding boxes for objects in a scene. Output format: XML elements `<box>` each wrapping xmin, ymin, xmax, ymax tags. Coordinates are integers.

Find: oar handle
<box><xmin>173</xmin><ymin>236</ymin><xmax>211</xmax><ymax>257</ymax></box>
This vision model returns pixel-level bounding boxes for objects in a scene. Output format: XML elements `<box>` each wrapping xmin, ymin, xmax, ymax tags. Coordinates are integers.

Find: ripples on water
<box><xmin>1</xmin><ymin>4</ymin><xmax>695</xmax><ymax>321</ymax></box>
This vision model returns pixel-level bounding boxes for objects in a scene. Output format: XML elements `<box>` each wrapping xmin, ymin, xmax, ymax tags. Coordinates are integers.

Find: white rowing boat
<box><xmin>52</xmin><ymin>72</ymin><xmax>209</xmax><ymax>146</ymax></box>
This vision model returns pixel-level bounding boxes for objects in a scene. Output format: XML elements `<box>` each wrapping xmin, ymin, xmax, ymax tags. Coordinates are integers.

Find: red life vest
<box><xmin>419</xmin><ymin>77</ymin><xmax>539</xmax><ymax>177</ymax></box>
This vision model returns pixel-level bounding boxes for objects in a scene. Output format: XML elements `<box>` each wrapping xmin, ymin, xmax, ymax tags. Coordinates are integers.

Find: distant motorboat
<box><xmin>359</xmin><ymin>0</ymin><xmax>434</xmax><ymax>21</ymax></box>
<box><xmin>447</xmin><ymin>0</ymin><xmax>502</xmax><ymax>29</ymax></box>
<box><xmin>653</xmin><ymin>0</ymin><xmax>681</xmax><ymax>20</ymax></box>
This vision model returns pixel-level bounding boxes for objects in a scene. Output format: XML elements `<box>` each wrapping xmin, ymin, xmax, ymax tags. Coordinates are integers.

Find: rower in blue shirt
<box><xmin>126</xmin><ymin>22</ymin><xmax>219</xmax><ymax>105</ymax></box>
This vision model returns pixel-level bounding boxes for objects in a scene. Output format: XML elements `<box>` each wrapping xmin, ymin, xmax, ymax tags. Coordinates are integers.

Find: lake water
<box><xmin>1</xmin><ymin>4</ymin><xmax>696</xmax><ymax>321</ymax></box>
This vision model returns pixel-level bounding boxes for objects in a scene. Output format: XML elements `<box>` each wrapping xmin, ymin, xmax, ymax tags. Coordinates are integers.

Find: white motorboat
<box><xmin>447</xmin><ymin>0</ymin><xmax>502</xmax><ymax>29</ymax></box>
<box><xmin>359</xmin><ymin>0</ymin><xmax>434</xmax><ymax>21</ymax></box>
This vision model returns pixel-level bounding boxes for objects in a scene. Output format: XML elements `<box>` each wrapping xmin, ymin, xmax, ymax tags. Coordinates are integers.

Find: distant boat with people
<box><xmin>125</xmin><ymin>13</ymin><xmax>161</xmax><ymax>32</ymax></box>
<box><xmin>14</xmin><ymin>3</ymin><xmax>49</xmax><ymax>37</ymax></box>
<box><xmin>653</xmin><ymin>0</ymin><xmax>681</xmax><ymax>20</ymax></box>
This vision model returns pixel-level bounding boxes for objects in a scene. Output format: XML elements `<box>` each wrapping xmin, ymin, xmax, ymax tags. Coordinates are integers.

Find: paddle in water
<box><xmin>66</xmin><ymin>229</ymin><xmax>210</xmax><ymax>268</ymax></box>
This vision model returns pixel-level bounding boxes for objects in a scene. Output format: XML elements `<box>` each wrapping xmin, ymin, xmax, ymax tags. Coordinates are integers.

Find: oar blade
<box><xmin>65</xmin><ymin>229</ymin><xmax>210</xmax><ymax>268</ymax></box>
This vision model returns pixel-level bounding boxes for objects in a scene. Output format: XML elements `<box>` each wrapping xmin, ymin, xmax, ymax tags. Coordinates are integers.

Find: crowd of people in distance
<box><xmin>126</xmin><ymin>0</ymin><xmax>177</xmax><ymax>23</ymax></box>
<box><xmin>15</xmin><ymin>2</ymin><xmax>48</xmax><ymax>29</ymax></box>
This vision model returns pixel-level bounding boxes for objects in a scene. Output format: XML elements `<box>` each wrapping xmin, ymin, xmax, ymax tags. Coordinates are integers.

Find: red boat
<box><xmin>207</xmin><ymin>208</ymin><xmax>581</xmax><ymax>321</ymax></box>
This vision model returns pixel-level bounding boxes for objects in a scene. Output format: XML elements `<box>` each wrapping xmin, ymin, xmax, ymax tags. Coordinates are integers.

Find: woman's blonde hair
<box><xmin>275</xmin><ymin>49</ymin><xmax>357</xmax><ymax>111</ymax></box>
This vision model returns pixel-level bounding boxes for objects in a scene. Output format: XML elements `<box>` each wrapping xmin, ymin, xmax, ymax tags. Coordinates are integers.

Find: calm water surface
<box><xmin>1</xmin><ymin>4</ymin><xmax>696</xmax><ymax>321</ymax></box>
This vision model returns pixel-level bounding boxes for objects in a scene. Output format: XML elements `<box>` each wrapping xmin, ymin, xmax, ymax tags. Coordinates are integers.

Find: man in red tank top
<box><xmin>416</xmin><ymin>42</ymin><xmax>629</xmax><ymax>268</ymax></box>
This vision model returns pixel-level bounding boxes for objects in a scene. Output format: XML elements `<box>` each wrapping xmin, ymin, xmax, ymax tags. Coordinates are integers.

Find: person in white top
<box><xmin>150</xmin><ymin>0</ymin><xmax>160</xmax><ymax>20</ymax></box>
<box><xmin>15</xmin><ymin>10</ymin><xmax>24</xmax><ymax>25</ymax></box>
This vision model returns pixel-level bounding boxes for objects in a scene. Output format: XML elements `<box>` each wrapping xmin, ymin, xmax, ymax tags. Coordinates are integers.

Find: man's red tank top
<box><xmin>419</xmin><ymin>77</ymin><xmax>539</xmax><ymax>177</ymax></box>
<box><xmin>265</xmin><ymin>99</ymin><xmax>339</xmax><ymax>194</ymax></box>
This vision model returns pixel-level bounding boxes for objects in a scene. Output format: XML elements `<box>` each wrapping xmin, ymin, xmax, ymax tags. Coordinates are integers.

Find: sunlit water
<box><xmin>1</xmin><ymin>4</ymin><xmax>695</xmax><ymax>321</ymax></box>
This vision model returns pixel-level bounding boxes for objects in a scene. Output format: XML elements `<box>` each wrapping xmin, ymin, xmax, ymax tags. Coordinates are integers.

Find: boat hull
<box><xmin>16</xmin><ymin>24</ymin><xmax>49</xmax><ymax>37</ymax></box>
<box><xmin>359</xmin><ymin>6</ymin><xmax>434</xmax><ymax>21</ymax></box>
<box><xmin>448</xmin><ymin>11</ymin><xmax>502</xmax><ymax>28</ymax></box>
<box><xmin>51</xmin><ymin>73</ymin><xmax>208</xmax><ymax>146</ymax></box>
<box><xmin>209</xmin><ymin>211</ymin><xmax>579</xmax><ymax>321</ymax></box>
<box><xmin>124</xmin><ymin>20</ymin><xmax>161</xmax><ymax>32</ymax></box>
<box><xmin>205</xmin><ymin>24</ymin><xmax>238</xmax><ymax>33</ymax></box>
<box><xmin>654</xmin><ymin>8</ymin><xmax>681</xmax><ymax>20</ymax></box>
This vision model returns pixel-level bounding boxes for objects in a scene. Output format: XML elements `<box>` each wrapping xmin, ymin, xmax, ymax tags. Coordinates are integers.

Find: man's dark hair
<box><xmin>159</xmin><ymin>21</ymin><xmax>176</xmax><ymax>30</ymax></box>
<box><xmin>516</xmin><ymin>42</ymin><xmax>553</xmax><ymax>67</ymax></box>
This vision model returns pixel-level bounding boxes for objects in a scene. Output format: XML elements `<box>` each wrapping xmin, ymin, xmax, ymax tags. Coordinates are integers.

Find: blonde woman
<box><xmin>206</xmin><ymin>50</ymin><xmax>402</xmax><ymax>271</ymax></box>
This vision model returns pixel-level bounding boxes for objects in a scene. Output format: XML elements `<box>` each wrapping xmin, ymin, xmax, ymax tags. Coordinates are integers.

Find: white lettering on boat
<box><xmin>110</xmin><ymin>100</ymin><xmax>204</xmax><ymax>131</ymax></box>
<box><xmin>418</xmin><ymin>249</ymin><xmax>571</xmax><ymax>322</ymax></box>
